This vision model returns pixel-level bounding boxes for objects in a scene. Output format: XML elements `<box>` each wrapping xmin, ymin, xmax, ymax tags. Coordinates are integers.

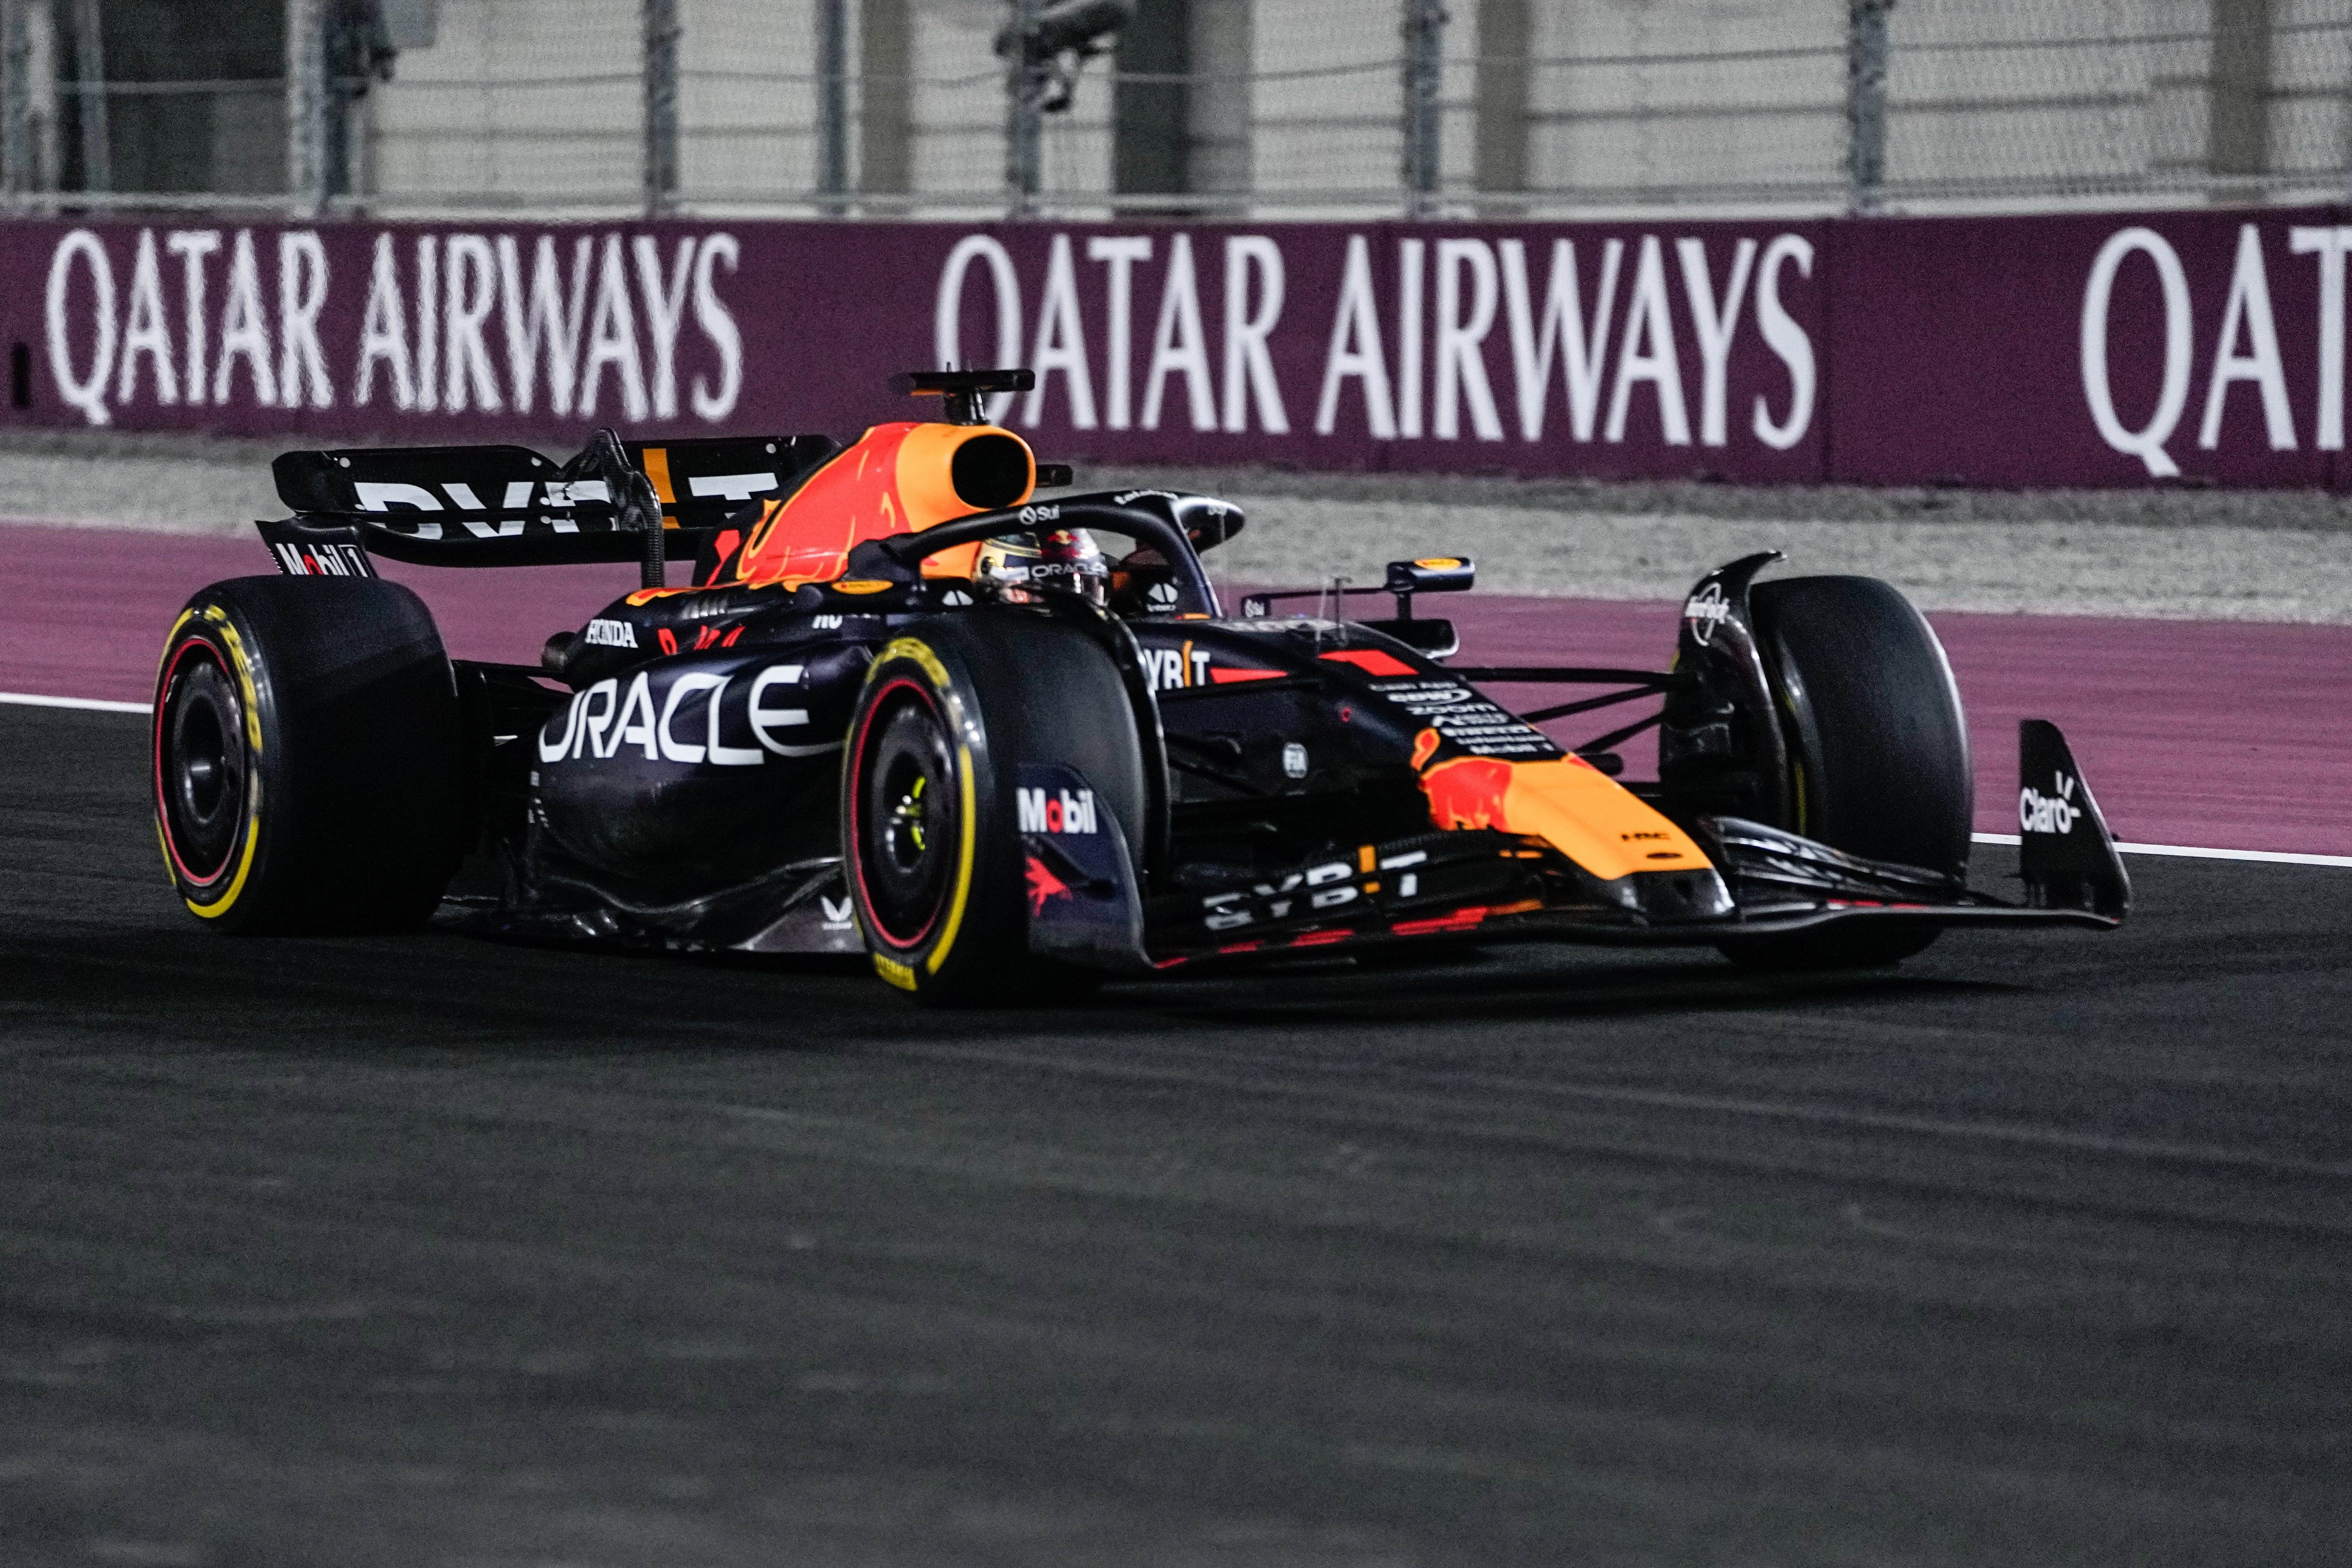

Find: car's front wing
<box><xmin>1137</xmin><ymin>719</ymin><xmax>2129</xmax><ymax>970</ymax></box>
<box><xmin>1140</xmin><ymin>817</ymin><xmax>2119</xmax><ymax>971</ymax></box>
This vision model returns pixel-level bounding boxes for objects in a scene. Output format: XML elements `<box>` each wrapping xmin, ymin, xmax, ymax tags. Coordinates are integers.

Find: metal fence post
<box><xmin>286</xmin><ymin>0</ymin><xmax>329</xmax><ymax>214</ymax></box>
<box><xmin>2343</xmin><ymin>66</ymin><xmax>2352</xmax><ymax>204</ymax></box>
<box><xmin>1402</xmin><ymin>0</ymin><xmax>1443</xmax><ymax>218</ymax></box>
<box><xmin>1191</xmin><ymin>0</ymin><xmax>1254</xmax><ymax>217</ymax></box>
<box><xmin>1472</xmin><ymin>0</ymin><xmax>1528</xmax><ymax>211</ymax></box>
<box><xmin>816</xmin><ymin>0</ymin><xmax>847</xmax><ymax>213</ymax></box>
<box><xmin>643</xmin><ymin>0</ymin><xmax>679</xmax><ymax>217</ymax></box>
<box><xmin>859</xmin><ymin>0</ymin><xmax>912</xmax><ymax>208</ymax></box>
<box><xmin>321</xmin><ymin>7</ymin><xmax>356</xmax><ymax>210</ymax></box>
<box><xmin>1846</xmin><ymin>0</ymin><xmax>1891</xmax><ymax>214</ymax></box>
<box><xmin>1112</xmin><ymin>0</ymin><xmax>1188</xmax><ymax>206</ymax></box>
<box><xmin>68</xmin><ymin>0</ymin><xmax>104</xmax><ymax>194</ymax></box>
<box><xmin>2208</xmin><ymin>0</ymin><xmax>2272</xmax><ymax>197</ymax></box>
<box><xmin>1006</xmin><ymin>0</ymin><xmax>1041</xmax><ymax>218</ymax></box>
<box><xmin>2</xmin><ymin>0</ymin><xmax>29</xmax><ymax>197</ymax></box>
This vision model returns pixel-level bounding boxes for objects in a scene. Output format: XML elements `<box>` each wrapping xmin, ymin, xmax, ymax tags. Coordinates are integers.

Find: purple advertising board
<box><xmin>1826</xmin><ymin>205</ymin><xmax>2346</xmax><ymax>489</ymax></box>
<box><xmin>4</xmin><ymin>207</ymin><xmax>2346</xmax><ymax>488</ymax></box>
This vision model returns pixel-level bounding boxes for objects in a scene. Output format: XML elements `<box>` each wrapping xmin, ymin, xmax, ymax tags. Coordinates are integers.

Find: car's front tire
<box><xmin>1717</xmin><ymin>574</ymin><xmax>1972</xmax><ymax>972</ymax></box>
<box><xmin>840</xmin><ymin>611</ymin><xmax>1147</xmax><ymax>1005</ymax></box>
<box><xmin>153</xmin><ymin>576</ymin><xmax>466</xmax><ymax>933</ymax></box>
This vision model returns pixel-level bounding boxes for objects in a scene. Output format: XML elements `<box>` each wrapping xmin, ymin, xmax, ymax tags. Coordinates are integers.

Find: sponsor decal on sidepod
<box><xmin>537</xmin><ymin>663</ymin><xmax>817</xmax><ymax>765</ymax></box>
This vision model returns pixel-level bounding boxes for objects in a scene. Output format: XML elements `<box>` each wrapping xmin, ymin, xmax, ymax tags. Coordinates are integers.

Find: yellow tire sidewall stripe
<box><xmin>926</xmin><ymin>747</ymin><xmax>977</xmax><ymax>975</ymax></box>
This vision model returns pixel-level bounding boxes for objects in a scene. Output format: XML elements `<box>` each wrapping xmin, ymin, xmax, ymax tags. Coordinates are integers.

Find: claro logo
<box><xmin>2019</xmin><ymin>771</ymin><xmax>2082</xmax><ymax>834</ymax></box>
<box><xmin>44</xmin><ymin>225</ymin><xmax>743</xmax><ymax>427</ymax></box>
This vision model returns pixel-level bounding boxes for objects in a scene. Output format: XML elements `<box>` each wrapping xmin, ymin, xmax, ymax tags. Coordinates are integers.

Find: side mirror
<box><xmin>1385</xmin><ymin>556</ymin><xmax>1474</xmax><ymax>595</ymax></box>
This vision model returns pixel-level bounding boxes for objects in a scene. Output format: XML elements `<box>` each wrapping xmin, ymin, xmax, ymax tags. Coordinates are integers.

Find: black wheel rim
<box><xmin>853</xmin><ymin>684</ymin><xmax>959</xmax><ymax>948</ymax></box>
<box><xmin>161</xmin><ymin>649</ymin><xmax>247</xmax><ymax>883</ymax></box>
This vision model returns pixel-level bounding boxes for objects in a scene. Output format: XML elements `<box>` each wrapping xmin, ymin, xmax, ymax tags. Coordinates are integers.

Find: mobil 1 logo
<box><xmin>1017</xmin><ymin>781</ymin><xmax>1098</xmax><ymax>835</ymax></box>
<box><xmin>1013</xmin><ymin>761</ymin><xmax>1142</xmax><ymax>962</ymax></box>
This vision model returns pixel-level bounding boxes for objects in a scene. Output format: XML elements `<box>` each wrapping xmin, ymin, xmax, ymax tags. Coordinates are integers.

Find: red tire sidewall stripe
<box><xmin>154</xmin><ymin>633</ymin><xmax>240</xmax><ymax>890</ymax></box>
<box><xmin>848</xmin><ymin>673</ymin><xmax>950</xmax><ymax>952</ymax></box>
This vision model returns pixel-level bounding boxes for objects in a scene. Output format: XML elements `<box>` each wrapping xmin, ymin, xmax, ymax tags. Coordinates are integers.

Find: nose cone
<box><xmin>1419</xmin><ymin>753</ymin><xmax>1717</xmax><ymax>885</ymax></box>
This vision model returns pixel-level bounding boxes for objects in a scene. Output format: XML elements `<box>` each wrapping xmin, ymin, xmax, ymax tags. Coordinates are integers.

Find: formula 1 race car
<box><xmin>152</xmin><ymin>369</ymin><xmax>2130</xmax><ymax>1002</ymax></box>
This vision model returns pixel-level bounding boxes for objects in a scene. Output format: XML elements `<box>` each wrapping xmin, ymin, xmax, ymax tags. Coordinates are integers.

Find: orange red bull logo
<box><xmin>1420</xmin><ymin>755</ymin><xmax>1517</xmax><ymax>831</ymax></box>
<box><xmin>1412</xmin><ymin>726</ymin><xmax>1714</xmax><ymax>883</ymax></box>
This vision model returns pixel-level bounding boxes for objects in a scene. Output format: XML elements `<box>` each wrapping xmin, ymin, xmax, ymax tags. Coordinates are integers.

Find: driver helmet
<box><xmin>972</xmin><ymin>527</ymin><xmax>1109</xmax><ymax>606</ymax></box>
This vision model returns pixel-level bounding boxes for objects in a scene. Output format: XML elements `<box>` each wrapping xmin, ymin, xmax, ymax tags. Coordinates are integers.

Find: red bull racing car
<box><xmin>152</xmin><ymin>369</ymin><xmax>2129</xmax><ymax>1002</ymax></box>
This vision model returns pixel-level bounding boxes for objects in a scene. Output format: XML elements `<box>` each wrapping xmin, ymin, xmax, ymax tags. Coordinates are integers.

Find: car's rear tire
<box><xmin>841</xmin><ymin>611</ymin><xmax>1148</xmax><ymax>1005</ymax></box>
<box><xmin>153</xmin><ymin>577</ymin><xmax>466</xmax><ymax>934</ymax></box>
<box><xmin>1717</xmin><ymin>574</ymin><xmax>1972</xmax><ymax>972</ymax></box>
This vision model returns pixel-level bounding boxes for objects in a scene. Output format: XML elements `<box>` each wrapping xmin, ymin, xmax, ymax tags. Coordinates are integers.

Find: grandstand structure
<box><xmin>0</xmin><ymin>0</ymin><xmax>2346</xmax><ymax>218</ymax></box>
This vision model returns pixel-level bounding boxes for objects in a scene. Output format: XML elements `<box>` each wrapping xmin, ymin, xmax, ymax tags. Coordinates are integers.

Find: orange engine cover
<box><xmin>732</xmin><ymin>421</ymin><xmax>1035</xmax><ymax>589</ymax></box>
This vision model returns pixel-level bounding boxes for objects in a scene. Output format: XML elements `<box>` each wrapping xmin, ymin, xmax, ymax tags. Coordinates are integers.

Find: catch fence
<box><xmin>1</xmin><ymin>0</ymin><xmax>2347</xmax><ymax>219</ymax></box>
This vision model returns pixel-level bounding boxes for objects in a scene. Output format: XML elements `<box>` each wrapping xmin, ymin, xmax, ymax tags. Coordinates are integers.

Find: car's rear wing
<box><xmin>260</xmin><ymin>429</ymin><xmax>841</xmax><ymax>576</ymax></box>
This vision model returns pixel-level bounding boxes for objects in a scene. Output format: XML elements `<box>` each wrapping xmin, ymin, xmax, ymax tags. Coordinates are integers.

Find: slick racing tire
<box><xmin>841</xmin><ymin>612</ymin><xmax>1147</xmax><ymax>1005</ymax></box>
<box><xmin>1718</xmin><ymin>574</ymin><xmax>1973</xmax><ymax>973</ymax></box>
<box><xmin>153</xmin><ymin>576</ymin><xmax>466</xmax><ymax>934</ymax></box>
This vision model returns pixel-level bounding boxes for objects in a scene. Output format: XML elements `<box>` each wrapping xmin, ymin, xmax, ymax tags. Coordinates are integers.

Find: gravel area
<box><xmin>1186</xmin><ymin>497</ymin><xmax>2352</xmax><ymax>622</ymax></box>
<box><xmin>1</xmin><ymin>429</ymin><xmax>2346</xmax><ymax>622</ymax></box>
<box><xmin>1100</xmin><ymin>465</ymin><xmax>2352</xmax><ymax>623</ymax></box>
<box><xmin>0</xmin><ymin>429</ymin><xmax>283</xmax><ymax>535</ymax></box>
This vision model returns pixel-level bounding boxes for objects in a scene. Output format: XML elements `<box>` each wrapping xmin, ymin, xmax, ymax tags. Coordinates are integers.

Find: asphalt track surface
<box><xmin>6</xmin><ymin>696</ymin><xmax>2351</xmax><ymax>1568</ymax></box>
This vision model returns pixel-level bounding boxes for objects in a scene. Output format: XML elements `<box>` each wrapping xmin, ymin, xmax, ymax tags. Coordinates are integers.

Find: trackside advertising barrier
<box><xmin>8</xmin><ymin>208</ymin><xmax>2352</xmax><ymax>488</ymax></box>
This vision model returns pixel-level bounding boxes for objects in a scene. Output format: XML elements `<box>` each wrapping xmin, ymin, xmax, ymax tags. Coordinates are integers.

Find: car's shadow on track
<box><xmin>1102</xmin><ymin>947</ymin><xmax>2028</xmax><ymax>1036</ymax></box>
<box><xmin>3</xmin><ymin>917</ymin><xmax>2029</xmax><ymax>1065</ymax></box>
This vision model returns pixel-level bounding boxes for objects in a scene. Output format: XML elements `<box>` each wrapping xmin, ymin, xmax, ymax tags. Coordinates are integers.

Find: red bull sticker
<box><xmin>1421</xmin><ymin>756</ymin><xmax>1516</xmax><ymax>831</ymax></box>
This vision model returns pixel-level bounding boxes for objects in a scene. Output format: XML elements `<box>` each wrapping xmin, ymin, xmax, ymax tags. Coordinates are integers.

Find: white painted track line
<box><xmin>5</xmin><ymin>691</ymin><xmax>2345</xmax><ymax>867</ymax></box>
<box><xmin>1973</xmin><ymin>831</ymin><xmax>2352</xmax><ymax>868</ymax></box>
<box><xmin>2</xmin><ymin>691</ymin><xmax>150</xmax><ymax>715</ymax></box>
